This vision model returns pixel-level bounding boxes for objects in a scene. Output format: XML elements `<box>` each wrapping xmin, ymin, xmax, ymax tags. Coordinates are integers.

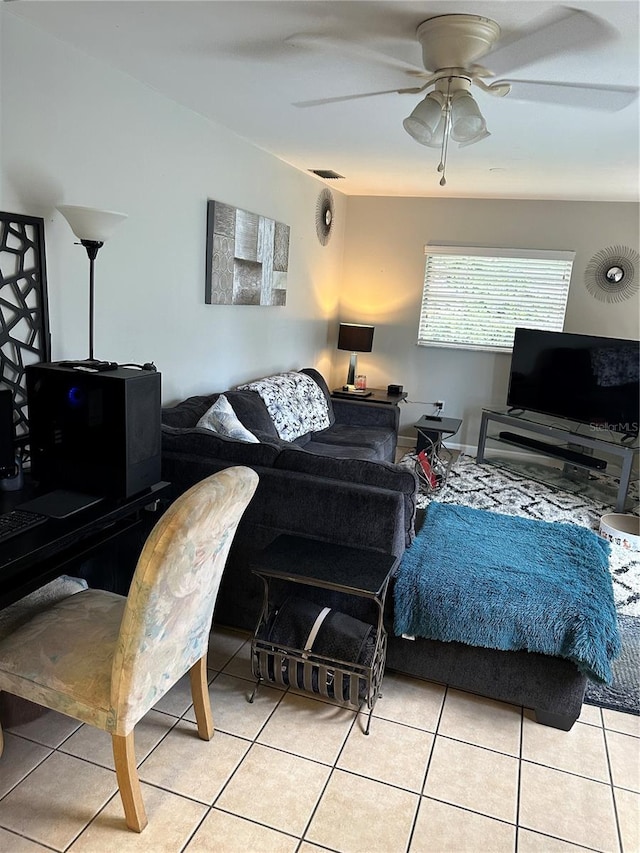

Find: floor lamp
<box><xmin>337</xmin><ymin>323</ymin><xmax>375</xmax><ymax>389</ymax></box>
<box><xmin>57</xmin><ymin>204</ymin><xmax>128</xmax><ymax>367</ymax></box>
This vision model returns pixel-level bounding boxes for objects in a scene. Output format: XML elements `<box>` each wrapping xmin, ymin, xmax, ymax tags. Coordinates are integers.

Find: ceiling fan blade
<box><xmin>293</xmin><ymin>85</ymin><xmax>426</xmax><ymax>109</ymax></box>
<box><xmin>285</xmin><ymin>33</ymin><xmax>426</xmax><ymax>76</ymax></box>
<box><xmin>488</xmin><ymin>8</ymin><xmax>617</xmax><ymax>77</ymax></box>
<box><xmin>501</xmin><ymin>79</ymin><xmax>638</xmax><ymax>111</ymax></box>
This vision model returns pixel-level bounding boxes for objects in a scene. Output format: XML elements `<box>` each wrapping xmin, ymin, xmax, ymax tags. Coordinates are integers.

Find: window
<box><xmin>418</xmin><ymin>246</ymin><xmax>575</xmax><ymax>351</ymax></box>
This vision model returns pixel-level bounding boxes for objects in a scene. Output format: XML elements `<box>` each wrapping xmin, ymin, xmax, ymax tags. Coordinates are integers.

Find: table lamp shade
<box><xmin>337</xmin><ymin>323</ymin><xmax>375</xmax><ymax>388</ymax></box>
<box><xmin>337</xmin><ymin>323</ymin><xmax>375</xmax><ymax>353</ymax></box>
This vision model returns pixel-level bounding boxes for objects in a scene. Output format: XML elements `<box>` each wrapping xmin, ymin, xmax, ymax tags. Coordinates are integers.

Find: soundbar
<box><xmin>498</xmin><ymin>432</ymin><xmax>607</xmax><ymax>470</ymax></box>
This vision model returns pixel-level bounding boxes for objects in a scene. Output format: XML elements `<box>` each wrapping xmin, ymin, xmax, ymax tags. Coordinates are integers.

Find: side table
<box><xmin>331</xmin><ymin>388</ymin><xmax>407</xmax><ymax>405</ymax></box>
<box><xmin>414</xmin><ymin>415</ymin><xmax>462</xmax><ymax>492</ymax></box>
<box><xmin>248</xmin><ymin>535</ymin><xmax>397</xmax><ymax>734</ymax></box>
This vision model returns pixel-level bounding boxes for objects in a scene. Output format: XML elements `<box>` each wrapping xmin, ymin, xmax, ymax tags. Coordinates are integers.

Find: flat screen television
<box><xmin>507</xmin><ymin>328</ymin><xmax>640</xmax><ymax>437</ymax></box>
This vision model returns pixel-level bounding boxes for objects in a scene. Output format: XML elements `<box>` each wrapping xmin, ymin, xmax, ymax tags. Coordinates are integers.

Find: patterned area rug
<box><xmin>400</xmin><ymin>453</ymin><xmax>640</xmax><ymax>714</ymax></box>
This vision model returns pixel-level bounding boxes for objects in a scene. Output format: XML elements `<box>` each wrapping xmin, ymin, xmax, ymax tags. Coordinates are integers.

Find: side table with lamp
<box><xmin>333</xmin><ymin>322</ymin><xmax>408</xmax><ymax>404</ymax></box>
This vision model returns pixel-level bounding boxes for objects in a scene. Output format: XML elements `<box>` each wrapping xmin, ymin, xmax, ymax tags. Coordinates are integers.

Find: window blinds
<box><xmin>418</xmin><ymin>246</ymin><xmax>575</xmax><ymax>351</ymax></box>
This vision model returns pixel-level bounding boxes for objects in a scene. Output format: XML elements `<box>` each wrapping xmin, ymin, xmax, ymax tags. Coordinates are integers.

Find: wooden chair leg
<box><xmin>189</xmin><ymin>654</ymin><xmax>214</xmax><ymax>740</ymax></box>
<box><xmin>0</xmin><ymin>717</ymin><xmax>4</xmax><ymax>758</ymax></box>
<box><xmin>112</xmin><ymin>731</ymin><xmax>148</xmax><ymax>832</ymax></box>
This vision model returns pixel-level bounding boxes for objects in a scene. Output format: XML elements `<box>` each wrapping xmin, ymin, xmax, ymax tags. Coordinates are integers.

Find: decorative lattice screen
<box><xmin>0</xmin><ymin>212</ymin><xmax>51</xmax><ymax>441</ymax></box>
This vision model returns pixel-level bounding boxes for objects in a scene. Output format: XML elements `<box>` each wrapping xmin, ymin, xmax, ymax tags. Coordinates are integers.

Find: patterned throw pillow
<box><xmin>196</xmin><ymin>395</ymin><xmax>259</xmax><ymax>443</ymax></box>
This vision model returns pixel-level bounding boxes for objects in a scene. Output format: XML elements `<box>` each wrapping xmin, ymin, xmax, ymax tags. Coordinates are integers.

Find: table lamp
<box><xmin>337</xmin><ymin>323</ymin><xmax>375</xmax><ymax>388</ymax></box>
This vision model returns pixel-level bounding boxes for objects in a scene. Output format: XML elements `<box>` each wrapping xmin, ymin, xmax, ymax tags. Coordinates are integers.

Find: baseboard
<box><xmin>397</xmin><ymin>435</ymin><xmax>416</xmax><ymax>449</ymax></box>
<box><xmin>397</xmin><ymin>436</ymin><xmax>475</xmax><ymax>459</ymax></box>
<box><xmin>398</xmin><ymin>433</ymin><xmax>558</xmax><ymax>465</ymax></box>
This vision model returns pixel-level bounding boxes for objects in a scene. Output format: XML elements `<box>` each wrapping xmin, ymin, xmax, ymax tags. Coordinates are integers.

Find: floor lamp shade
<box><xmin>56</xmin><ymin>205</ymin><xmax>128</xmax><ymax>242</ymax></box>
<box><xmin>337</xmin><ymin>323</ymin><xmax>375</xmax><ymax>387</ymax></box>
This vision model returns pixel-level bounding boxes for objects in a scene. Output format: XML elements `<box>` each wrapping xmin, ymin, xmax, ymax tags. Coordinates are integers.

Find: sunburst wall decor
<box><xmin>315</xmin><ymin>189</ymin><xmax>334</xmax><ymax>246</ymax></box>
<box><xmin>584</xmin><ymin>245</ymin><xmax>639</xmax><ymax>303</ymax></box>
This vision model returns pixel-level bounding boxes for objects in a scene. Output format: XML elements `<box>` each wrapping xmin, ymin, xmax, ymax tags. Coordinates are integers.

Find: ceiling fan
<box><xmin>287</xmin><ymin>9</ymin><xmax>638</xmax><ymax>186</ymax></box>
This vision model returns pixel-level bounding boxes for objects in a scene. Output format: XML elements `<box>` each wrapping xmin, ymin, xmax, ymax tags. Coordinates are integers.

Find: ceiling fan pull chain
<box><xmin>437</xmin><ymin>110</ymin><xmax>449</xmax><ymax>186</ymax></box>
<box><xmin>437</xmin><ymin>77</ymin><xmax>453</xmax><ymax>187</ymax></box>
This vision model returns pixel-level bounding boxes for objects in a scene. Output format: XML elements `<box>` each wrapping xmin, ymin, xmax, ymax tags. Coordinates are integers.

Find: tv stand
<box><xmin>477</xmin><ymin>409</ymin><xmax>638</xmax><ymax>512</ymax></box>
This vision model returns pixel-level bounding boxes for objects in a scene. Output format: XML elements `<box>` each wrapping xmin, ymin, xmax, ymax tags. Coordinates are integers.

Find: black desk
<box><xmin>0</xmin><ymin>481</ymin><xmax>171</xmax><ymax>608</ymax></box>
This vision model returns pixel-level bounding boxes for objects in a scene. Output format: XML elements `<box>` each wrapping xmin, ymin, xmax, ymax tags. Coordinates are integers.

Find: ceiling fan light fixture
<box><xmin>402</xmin><ymin>92</ymin><xmax>443</xmax><ymax>145</ymax></box>
<box><xmin>457</xmin><ymin>128</ymin><xmax>491</xmax><ymax>148</ymax></box>
<box><xmin>421</xmin><ymin>112</ymin><xmax>448</xmax><ymax>149</ymax></box>
<box><xmin>291</xmin><ymin>10</ymin><xmax>638</xmax><ymax>190</ymax></box>
<box><xmin>449</xmin><ymin>91</ymin><xmax>486</xmax><ymax>142</ymax></box>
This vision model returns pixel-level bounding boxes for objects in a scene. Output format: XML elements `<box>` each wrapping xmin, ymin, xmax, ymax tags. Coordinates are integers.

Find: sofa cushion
<box><xmin>161</xmin><ymin>425</ymin><xmax>281</xmax><ymax>467</ymax></box>
<box><xmin>300</xmin><ymin>368</ymin><xmax>336</xmax><ymax>426</ymax></box>
<box><xmin>274</xmin><ymin>448</ymin><xmax>418</xmax><ymax>545</ymax></box>
<box><xmin>224</xmin><ymin>390</ymin><xmax>280</xmax><ymax>437</ymax></box>
<box><xmin>237</xmin><ymin>371</ymin><xmax>331</xmax><ymax>441</ymax></box>
<box><xmin>161</xmin><ymin>394</ymin><xmax>218</xmax><ymax>429</ymax></box>
<box><xmin>302</xmin><ymin>442</ymin><xmax>379</xmax><ymax>460</ymax></box>
<box><xmin>310</xmin><ymin>423</ymin><xmax>396</xmax><ymax>462</ymax></box>
<box><xmin>197</xmin><ymin>394</ymin><xmax>259</xmax><ymax>443</ymax></box>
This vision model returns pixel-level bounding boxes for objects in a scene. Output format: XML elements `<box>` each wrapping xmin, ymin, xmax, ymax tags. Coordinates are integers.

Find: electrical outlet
<box><xmin>435</xmin><ymin>399</ymin><xmax>445</xmax><ymax>412</ymax></box>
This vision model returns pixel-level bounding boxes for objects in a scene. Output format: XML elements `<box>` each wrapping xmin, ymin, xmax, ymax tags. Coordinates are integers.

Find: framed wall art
<box><xmin>205</xmin><ymin>200</ymin><xmax>290</xmax><ymax>306</ymax></box>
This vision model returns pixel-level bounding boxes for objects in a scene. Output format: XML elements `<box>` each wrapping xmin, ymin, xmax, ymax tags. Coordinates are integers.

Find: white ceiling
<box><xmin>6</xmin><ymin>0</ymin><xmax>640</xmax><ymax>201</ymax></box>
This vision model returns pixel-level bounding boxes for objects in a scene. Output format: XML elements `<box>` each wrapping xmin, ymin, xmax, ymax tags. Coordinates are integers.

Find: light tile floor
<box><xmin>0</xmin><ymin>626</ymin><xmax>638</xmax><ymax>853</ymax></box>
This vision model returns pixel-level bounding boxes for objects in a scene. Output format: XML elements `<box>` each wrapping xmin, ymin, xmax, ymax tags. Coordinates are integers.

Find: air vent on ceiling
<box><xmin>309</xmin><ymin>170</ymin><xmax>345</xmax><ymax>180</ymax></box>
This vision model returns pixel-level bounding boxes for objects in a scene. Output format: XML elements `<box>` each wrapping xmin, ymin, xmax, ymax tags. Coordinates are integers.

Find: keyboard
<box><xmin>0</xmin><ymin>509</ymin><xmax>48</xmax><ymax>543</ymax></box>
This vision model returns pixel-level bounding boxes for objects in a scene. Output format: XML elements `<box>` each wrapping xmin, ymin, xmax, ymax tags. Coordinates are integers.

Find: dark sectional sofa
<box><xmin>161</xmin><ymin>367</ymin><xmax>588</xmax><ymax>730</ymax></box>
<box><xmin>161</xmin><ymin>368</ymin><xmax>418</xmax><ymax>628</ymax></box>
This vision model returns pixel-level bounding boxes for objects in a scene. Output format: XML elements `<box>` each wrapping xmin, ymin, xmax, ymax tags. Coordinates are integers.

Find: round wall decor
<box><xmin>315</xmin><ymin>188</ymin><xmax>335</xmax><ymax>246</ymax></box>
<box><xmin>584</xmin><ymin>245</ymin><xmax>639</xmax><ymax>303</ymax></box>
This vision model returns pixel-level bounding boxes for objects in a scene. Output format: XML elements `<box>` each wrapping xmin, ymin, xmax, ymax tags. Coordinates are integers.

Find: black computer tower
<box><xmin>27</xmin><ymin>363</ymin><xmax>161</xmax><ymax>499</ymax></box>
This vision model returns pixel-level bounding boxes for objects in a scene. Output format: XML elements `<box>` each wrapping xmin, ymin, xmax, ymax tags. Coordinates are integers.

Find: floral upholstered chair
<box><xmin>0</xmin><ymin>466</ymin><xmax>258</xmax><ymax>832</ymax></box>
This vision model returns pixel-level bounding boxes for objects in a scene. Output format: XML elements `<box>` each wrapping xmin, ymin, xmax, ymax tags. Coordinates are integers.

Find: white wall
<box><xmin>1</xmin><ymin>13</ymin><xmax>346</xmax><ymax>404</ymax></box>
<box><xmin>338</xmin><ymin>197</ymin><xmax>640</xmax><ymax>448</ymax></box>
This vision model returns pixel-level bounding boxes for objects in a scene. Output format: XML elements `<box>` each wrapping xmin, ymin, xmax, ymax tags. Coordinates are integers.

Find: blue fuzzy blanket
<box><xmin>394</xmin><ymin>502</ymin><xmax>620</xmax><ymax>683</ymax></box>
